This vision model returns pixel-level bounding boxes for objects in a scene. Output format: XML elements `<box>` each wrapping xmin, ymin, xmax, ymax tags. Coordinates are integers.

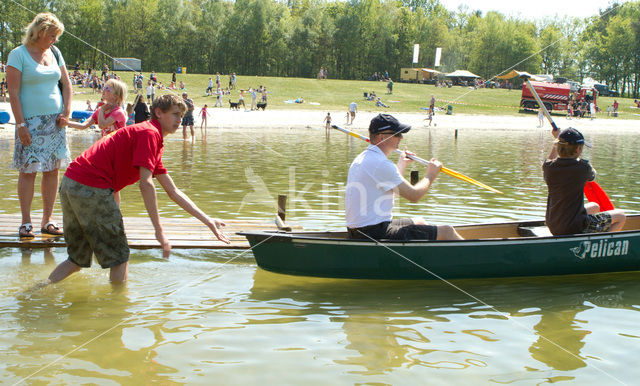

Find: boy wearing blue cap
<box><xmin>345</xmin><ymin>114</ymin><xmax>463</xmax><ymax>241</ymax></box>
<box><xmin>543</xmin><ymin>127</ymin><xmax>625</xmax><ymax>235</ymax></box>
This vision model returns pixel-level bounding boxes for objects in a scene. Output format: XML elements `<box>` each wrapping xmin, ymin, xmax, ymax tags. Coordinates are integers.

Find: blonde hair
<box><xmin>104</xmin><ymin>79</ymin><xmax>127</xmax><ymax>105</ymax></box>
<box><xmin>150</xmin><ymin>94</ymin><xmax>187</xmax><ymax>120</ymax></box>
<box><xmin>22</xmin><ymin>13</ymin><xmax>64</xmax><ymax>45</ymax></box>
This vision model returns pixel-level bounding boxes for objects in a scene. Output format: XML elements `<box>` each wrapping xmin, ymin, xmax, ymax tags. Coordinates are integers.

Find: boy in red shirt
<box><xmin>48</xmin><ymin>94</ymin><xmax>230</xmax><ymax>283</ymax></box>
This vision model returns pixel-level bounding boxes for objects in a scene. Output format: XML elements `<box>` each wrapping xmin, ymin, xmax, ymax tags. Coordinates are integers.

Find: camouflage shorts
<box><xmin>584</xmin><ymin>212</ymin><xmax>613</xmax><ymax>233</ymax></box>
<box><xmin>59</xmin><ymin>176</ymin><xmax>129</xmax><ymax>268</ymax></box>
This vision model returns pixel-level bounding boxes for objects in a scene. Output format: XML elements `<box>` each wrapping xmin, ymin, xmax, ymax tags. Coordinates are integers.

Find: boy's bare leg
<box><xmin>48</xmin><ymin>259</ymin><xmax>82</xmax><ymax>283</ymax></box>
<box><xmin>413</xmin><ymin>217</ymin><xmax>464</xmax><ymax>240</ymax></box>
<box><xmin>585</xmin><ymin>202</ymin><xmax>600</xmax><ymax>214</ymax></box>
<box><xmin>109</xmin><ymin>262</ymin><xmax>128</xmax><ymax>282</ymax></box>
<box><xmin>436</xmin><ymin>225</ymin><xmax>464</xmax><ymax>240</ymax></box>
<box><xmin>608</xmin><ymin>209</ymin><xmax>626</xmax><ymax>232</ymax></box>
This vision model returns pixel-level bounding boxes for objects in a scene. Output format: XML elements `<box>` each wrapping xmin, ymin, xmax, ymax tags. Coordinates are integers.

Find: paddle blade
<box><xmin>584</xmin><ymin>181</ymin><xmax>614</xmax><ymax>211</ymax></box>
<box><xmin>441</xmin><ymin>167</ymin><xmax>503</xmax><ymax>194</ymax></box>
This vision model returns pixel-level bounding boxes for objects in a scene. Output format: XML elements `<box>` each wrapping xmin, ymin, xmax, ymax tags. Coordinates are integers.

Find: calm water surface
<box><xmin>1</xmin><ymin>126</ymin><xmax>640</xmax><ymax>384</ymax></box>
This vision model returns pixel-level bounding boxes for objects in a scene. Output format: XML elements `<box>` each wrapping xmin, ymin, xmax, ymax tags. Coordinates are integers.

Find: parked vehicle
<box><xmin>567</xmin><ymin>81</ymin><xmax>581</xmax><ymax>92</ymax></box>
<box><xmin>521</xmin><ymin>81</ymin><xmax>596</xmax><ymax>112</ymax></box>
<box><xmin>593</xmin><ymin>83</ymin><xmax>619</xmax><ymax>97</ymax></box>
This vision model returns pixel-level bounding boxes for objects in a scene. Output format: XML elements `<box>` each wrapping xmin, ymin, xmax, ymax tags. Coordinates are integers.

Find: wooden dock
<box><xmin>0</xmin><ymin>214</ymin><xmax>300</xmax><ymax>250</ymax></box>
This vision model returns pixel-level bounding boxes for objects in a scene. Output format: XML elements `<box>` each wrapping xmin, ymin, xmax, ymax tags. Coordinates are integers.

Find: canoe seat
<box><xmin>517</xmin><ymin>224</ymin><xmax>552</xmax><ymax>237</ymax></box>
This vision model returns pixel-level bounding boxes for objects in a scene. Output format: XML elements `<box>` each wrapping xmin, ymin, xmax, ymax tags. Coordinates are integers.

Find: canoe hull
<box><xmin>240</xmin><ymin>228</ymin><xmax>640</xmax><ymax>280</ymax></box>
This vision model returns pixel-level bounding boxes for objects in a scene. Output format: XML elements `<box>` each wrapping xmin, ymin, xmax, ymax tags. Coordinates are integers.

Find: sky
<box><xmin>439</xmin><ymin>0</ymin><xmax>630</xmax><ymax>20</ymax></box>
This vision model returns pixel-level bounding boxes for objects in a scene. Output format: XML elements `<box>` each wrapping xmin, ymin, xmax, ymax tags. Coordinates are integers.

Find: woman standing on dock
<box><xmin>6</xmin><ymin>13</ymin><xmax>71</xmax><ymax>238</ymax></box>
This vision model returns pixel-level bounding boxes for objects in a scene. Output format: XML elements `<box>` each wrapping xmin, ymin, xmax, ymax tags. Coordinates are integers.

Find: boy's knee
<box><xmin>437</xmin><ymin>225</ymin><xmax>455</xmax><ymax>239</ymax></box>
<box><xmin>611</xmin><ymin>210</ymin><xmax>626</xmax><ymax>223</ymax></box>
<box><xmin>412</xmin><ymin>217</ymin><xmax>426</xmax><ymax>225</ymax></box>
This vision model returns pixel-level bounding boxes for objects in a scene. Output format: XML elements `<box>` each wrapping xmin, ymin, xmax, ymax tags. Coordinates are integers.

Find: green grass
<box><xmin>75</xmin><ymin>72</ymin><xmax>640</xmax><ymax>120</ymax></box>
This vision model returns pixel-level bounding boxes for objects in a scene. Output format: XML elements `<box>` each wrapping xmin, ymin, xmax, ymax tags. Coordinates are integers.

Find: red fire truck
<box><xmin>521</xmin><ymin>81</ymin><xmax>597</xmax><ymax>114</ymax></box>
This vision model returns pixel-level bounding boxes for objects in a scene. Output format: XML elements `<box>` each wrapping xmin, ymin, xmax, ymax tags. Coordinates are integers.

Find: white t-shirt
<box><xmin>349</xmin><ymin>102</ymin><xmax>357</xmax><ymax>112</ymax></box>
<box><xmin>345</xmin><ymin>145</ymin><xmax>404</xmax><ymax>228</ymax></box>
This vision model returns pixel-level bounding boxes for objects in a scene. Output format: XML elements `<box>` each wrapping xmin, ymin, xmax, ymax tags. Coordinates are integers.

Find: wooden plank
<box><xmin>0</xmin><ymin>214</ymin><xmax>300</xmax><ymax>250</ymax></box>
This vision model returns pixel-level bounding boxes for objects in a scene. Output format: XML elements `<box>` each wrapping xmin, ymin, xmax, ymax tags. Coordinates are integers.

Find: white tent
<box><xmin>445</xmin><ymin>70</ymin><xmax>480</xmax><ymax>78</ymax></box>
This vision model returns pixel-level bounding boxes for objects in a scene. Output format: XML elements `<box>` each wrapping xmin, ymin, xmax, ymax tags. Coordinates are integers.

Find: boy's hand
<box><xmin>397</xmin><ymin>147</ymin><xmax>415</xmax><ymax>169</ymax></box>
<box><xmin>551</xmin><ymin>127</ymin><xmax>559</xmax><ymax>139</ymax></box>
<box><xmin>210</xmin><ymin>219</ymin><xmax>230</xmax><ymax>244</ymax></box>
<box><xmin>426</xmin><ymin>158</ymin><xmax>442</xmax><ymax>180</ymax></box>
<box><xmin>155</xmin><ymin>229</ymin><xmax>171</xmax><ymax>258</ymax></box>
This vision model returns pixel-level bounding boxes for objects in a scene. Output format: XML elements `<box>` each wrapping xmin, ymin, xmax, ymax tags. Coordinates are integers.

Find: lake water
<box><xmin>2</xmin><ymin>125</ymin><xmax>640</xmax><ymax>384</ymax></box>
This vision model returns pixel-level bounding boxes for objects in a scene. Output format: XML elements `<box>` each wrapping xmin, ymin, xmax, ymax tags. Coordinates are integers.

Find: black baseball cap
<box><xmin>558</xmin><ymin>127</ymin><xmax>592</xmax><ymax>148</ymax></box>
<box><xmin>369</xmin><ymin>114</ymin><xmax>411</xmax><ymax>135</ymax></box>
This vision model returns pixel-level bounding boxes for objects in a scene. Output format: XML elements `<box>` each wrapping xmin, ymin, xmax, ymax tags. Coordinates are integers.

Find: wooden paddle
<box><xmin>332</xmin><ymin>124</ymin><xmax>503</xmax><ymax>194</ymax></box>
<box><xmin>520</xmin><ymin>75</ymin><xmax>615</xmax><ymax>209</ymax></box>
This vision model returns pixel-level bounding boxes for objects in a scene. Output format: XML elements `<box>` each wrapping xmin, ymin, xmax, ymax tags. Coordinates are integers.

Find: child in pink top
<box><xmin>199</xmin><ymin>104</ymin><xmax>211</xmax><ymax>138</ymax></box>
<box><xmin>69</xmin><ymin>79</ymin><xmax>127</xmax><ymax>137</ymax></box>
<box><xmin>67</xmin><ymin>79</ymin><xmax>128</xmax><ymax>204</ymax></box>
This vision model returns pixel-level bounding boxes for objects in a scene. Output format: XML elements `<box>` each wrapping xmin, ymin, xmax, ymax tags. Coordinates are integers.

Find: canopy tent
<box><xmin>445</xmin><ymin>70</ymin><xmax>480</xmax><ymax>78</ymax></box>
<box><xmin>496</xmin><ymin>70</ymin><xmax>545</xmax><ymax>81</ymax></box>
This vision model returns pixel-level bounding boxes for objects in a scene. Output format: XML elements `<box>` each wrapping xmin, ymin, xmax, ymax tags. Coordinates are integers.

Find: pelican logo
<box><xmin>571</xmin><ymin>239</ymin><xmax>629</xmax><ymax>259</ymax></box>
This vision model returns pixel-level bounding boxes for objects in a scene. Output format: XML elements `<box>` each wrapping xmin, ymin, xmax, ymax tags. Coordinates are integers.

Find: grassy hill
<box><xmin>75</xmin><ymin>72</ymin><xmax>639</xmax><ymax>120</ymax></box>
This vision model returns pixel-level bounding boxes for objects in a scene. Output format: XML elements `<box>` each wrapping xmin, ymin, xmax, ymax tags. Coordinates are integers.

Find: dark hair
<box><xmin>556</xmin><ymin>142</ymin><xmax>582</xmax><ymax>158</ymax></box>
<box><xmin>150</xmin><ymin>94</ymin><xmax>186</xmax><ymax>120</ymax></box>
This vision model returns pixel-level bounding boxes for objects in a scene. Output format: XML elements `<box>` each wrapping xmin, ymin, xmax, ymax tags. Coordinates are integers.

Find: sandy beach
<box><xmin>0</xmin><ymin>99</ymin><xmax>637</xmax><ymax>138</ymax></box>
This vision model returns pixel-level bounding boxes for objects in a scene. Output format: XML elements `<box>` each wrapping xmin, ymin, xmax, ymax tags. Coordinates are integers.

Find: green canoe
<box><xmin>239</xmin><ymin>215</ymin><xmax>640</xmax><ymax>280</ymax></box>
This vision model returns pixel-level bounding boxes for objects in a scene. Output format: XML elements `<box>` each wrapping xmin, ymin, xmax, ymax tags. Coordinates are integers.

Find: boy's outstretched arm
<box><xmin>547</xmin><ymin>127</ymin><xmax>559</xmax><ymax>161</ymax></box>
<box><xmin>139</xmin><ymin>167</ymin><xmax>171</xmax><ymax>257</ymax></box>
<box><xmin>156</xmin><ymin>173</ymin><xmax>230</xmax><ymax>244</ymax></box>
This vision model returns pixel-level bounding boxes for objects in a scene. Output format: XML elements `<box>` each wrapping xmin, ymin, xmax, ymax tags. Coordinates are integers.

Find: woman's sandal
<box><xmin>41</xmin><ymin>222</ymin><xmax>63</xmax><ymax>236</ymax></box>
<box><xmin>19</xmin><ymin>223</ymin><xmax>35</xmax><ymax>238</ymax></box>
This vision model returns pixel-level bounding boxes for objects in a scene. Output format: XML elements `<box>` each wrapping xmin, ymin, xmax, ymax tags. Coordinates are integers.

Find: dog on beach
<box><xmin>256</xmin><ymin>102</ymin><xmax>267</xmax><ymax>111</ymax></box>
<box><xmin>229</xmin><ymin>100</ymin><xmax>239</xmax><ymax>110</ymax></box>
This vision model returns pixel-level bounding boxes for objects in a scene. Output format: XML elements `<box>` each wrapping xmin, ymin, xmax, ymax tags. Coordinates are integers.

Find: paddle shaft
<box><xmin>331</xmin><ymin>125</ymin><xmax>503</xmax><ymax>194</ymax></box>
<box><xmin>523</xmin><ymin>78</ymin><xmax>559</xmax><ymax>132</ymax></box>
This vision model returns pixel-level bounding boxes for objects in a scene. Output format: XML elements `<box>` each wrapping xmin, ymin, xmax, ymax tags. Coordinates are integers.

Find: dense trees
<box><xmin>1</xmin><ymin>0</ymin><xmax>638</xmax><ymax>97</ymax></box>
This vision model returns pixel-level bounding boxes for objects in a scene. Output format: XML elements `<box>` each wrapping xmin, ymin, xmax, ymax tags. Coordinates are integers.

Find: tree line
<box><xmin>1</xmin><ymin>0</ymin><xmax>639</xmax><ymax>97</ymax></box>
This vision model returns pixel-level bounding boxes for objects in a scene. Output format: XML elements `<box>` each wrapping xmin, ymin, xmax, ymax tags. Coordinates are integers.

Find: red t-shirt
<box><xmin>91</xmin><ymin>105</ymin><xmax>127</xmax><ymax>137</ymax></box>
<box><xmin>65</xmin><ymin>120</ymin><xmax>168</xmax><ymax>192</ymax></box>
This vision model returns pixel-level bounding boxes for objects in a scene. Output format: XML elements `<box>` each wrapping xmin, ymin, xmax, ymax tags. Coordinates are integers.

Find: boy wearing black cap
<box><xmin>344</xmin><ymin>114</ymin><xmax>463</xmax><ymax>241</ymax></box>
<box><xmin>543</xmin><ymin>127</ymin><xmax>625</xmax><ymax>235</ymax></box>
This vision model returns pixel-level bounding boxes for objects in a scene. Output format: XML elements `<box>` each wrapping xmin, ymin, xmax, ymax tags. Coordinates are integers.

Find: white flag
<box><xmin>434</xmin><ymin>47</ymin><xmax>442</xmax><ymax>67</ymax></box>
<box><xmin>413</xmin><ymin>44</ymin><xmax>419</xmax><ymax>64</ymax></box>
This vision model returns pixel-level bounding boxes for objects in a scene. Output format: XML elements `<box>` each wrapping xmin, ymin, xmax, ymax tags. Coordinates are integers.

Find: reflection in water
<box><xmin>248</xmin><ymin>268</ymin><xmax>640</xmax><ymax>380</ymax></box>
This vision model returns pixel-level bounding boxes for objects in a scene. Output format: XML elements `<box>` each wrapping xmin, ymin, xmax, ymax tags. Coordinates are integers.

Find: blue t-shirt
<box><xmin>7</xmin><ymin>45</ymin><xmax>65</xmax><ymax>119</ymax></box>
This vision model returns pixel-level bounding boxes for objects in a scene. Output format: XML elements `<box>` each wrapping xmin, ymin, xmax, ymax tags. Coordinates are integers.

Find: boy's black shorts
<box><xmin>348</xmin><ymin>219</ymin><xmax>438</xmax><ymax>241</ymax></box>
